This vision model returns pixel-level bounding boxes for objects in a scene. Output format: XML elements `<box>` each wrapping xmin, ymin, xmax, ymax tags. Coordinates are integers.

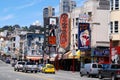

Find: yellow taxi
<box><xmin>42</xmin><ymin>64</ymin><xmax>55</xmax><ymax>74</ymax></box>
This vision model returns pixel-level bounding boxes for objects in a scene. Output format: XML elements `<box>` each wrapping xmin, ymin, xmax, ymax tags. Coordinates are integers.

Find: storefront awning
<box><xmin>50</xmin><ymin>54</ymin><xmax>62</xmax><ymax>61</ymax></box>
<box><xmin>26</xmin><ymin>56</ymin><xmax>42</xmax><ymax>60</ymax></box>
<box><xmin>63</xmin><ymin>51</ymin><xmax>71</xmax><ymax>59</ymax></box>
<box><xmin>68</xmin><ymin>50</ymin><xmax>81</xmax><ymax>59</ymax></box>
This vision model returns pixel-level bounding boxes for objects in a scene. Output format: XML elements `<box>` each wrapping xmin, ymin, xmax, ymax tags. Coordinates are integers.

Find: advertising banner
<box><xmin>78</xmin><ymin>23</ymin><xmax>90</xmax><ymax>50</ymax></box>
<box><xmin>59</xmin><ymin>13</ymin><xmax>69</xmax><ymax>49</ymax></box>
<box><xmin>48</xmin><ymin>36</ymin><xmax>56</xmax><ymax>45</ymax></box>
<box><xmin>48</xmin><ymin>18</ymin><xmax>57</xmax><ymax>45</ymax></box>
<box><xmin>111</xmin><ymin>46</ymin><xmax>120</xmax><ymax>64</ymax></box>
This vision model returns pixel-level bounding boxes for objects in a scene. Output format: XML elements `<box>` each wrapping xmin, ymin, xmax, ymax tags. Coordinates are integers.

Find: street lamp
<box><xmin>72</xmin><ymin>45</ymin><xmax>76</xmax><ymax>72</ymax></box>
<box><xmin>109</xmin><ymin>35</ymin><xmax>113</xmax><ymax>64</ymax></box>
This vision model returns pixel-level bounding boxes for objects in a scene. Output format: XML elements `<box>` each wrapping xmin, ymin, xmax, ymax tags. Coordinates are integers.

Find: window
<box><xmin>75</xmin><ymin>34</ymin><xmax>78</xmax><ymax>40</ymax></box>
<box><xmin>73</xmin><ymin>19</ymin><xmax>74</xmax><ymax>27</ymax></box>
<box><xmin>114</xmin><ymin>21</ymin><xmax>118</xmax><ymax>33</ymax></box>
<box><xmin>115</xmin><ymin>0</ymin><xmax>119</xmax><ymax>10</ymax></box>
<box><xmin>88</xmin><ymin>12</ymin><xmax>92</xmax><ymax>17</ymax></box>
<box><xmin>13</xmin><ymin>43</ymin><xmax>15</xmax><ymax>47</ymax></box>
<box><xmin>110</xmin><ymin>0</ymin><xmax>113</xmax><ymax>10</ymax></box>
<box><xmin>13</xmin><ymin>37</ymin><xmax>15</xmax><ymax>41</ymax></box>
<box><xmin>92</xmin><ymin>64</ymin><xmax>97</xmax><ymax>68</ymax></box>
<box><xmin>110</xmin><ymin>22</ymin><xmax>113</xmax><ymax>33</ymax></box>
<box><xmin>76</xmin><ymin>18</ymin><xmax>79</xmax><ymax>26</ymax></box>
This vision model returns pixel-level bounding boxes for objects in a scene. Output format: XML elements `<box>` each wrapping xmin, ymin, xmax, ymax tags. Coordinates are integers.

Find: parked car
<box><xmin>11</xmin><ymin>60</ymin><xmax>17</xmax><ymax>67</ymax></box>
<box><xmin>22</xmin><ymin>62</ymin><xmax>38</xmax><ymax>73</ymax></box>
<box><xmin>80</xmin><ymin>63</ymin><xmax>102</xmax><ymax>77</ymax></box>
<box><xmin>14</xmin><ymin>61</ymin><xmax>25</xmax><ymax>72</ymax></box>
<box><xmin>98</xmin><ymin>64</ymin><xmax>120</xmax><ymax>80</ymax></box>
<box><xmin>5</xmin><ymin>58</ymin><xmax>10</xmax><ymax>64</ymax></box>
<box><xmin>38</xmin><ymin>64</ymin><xmax>44</xmax><ymax>72</ymax></box>
<box><xmin>42</xmin><ymin>64</ymin><xmax>55</xmax><ymax>74</ymax></box>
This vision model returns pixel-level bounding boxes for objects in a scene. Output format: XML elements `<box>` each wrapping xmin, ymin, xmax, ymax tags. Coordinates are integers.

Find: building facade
<box><xmin>43</xmin><ymin>6</ymin><xmax>55</xmax><ymax>26</ymax></box>
<box><xmin>71</xmin><ymin>0</ymin><xmax>110</xmax><ymax>64</ymax></box>
<box><xmin>60</xmin><ymin>0</ymin><xmax>76</xmax><ymax>14</ymax></box>
<box><xmin>110</xmin><ymin>0</ymin><xmax>120</xmax><ymax>64</ymax></box>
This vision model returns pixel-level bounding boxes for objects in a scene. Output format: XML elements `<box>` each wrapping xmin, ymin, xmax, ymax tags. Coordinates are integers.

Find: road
<box><xmin>0</xmin><ymin>60</ymin><xmax>100</xmax><ymax>80</ymax></box>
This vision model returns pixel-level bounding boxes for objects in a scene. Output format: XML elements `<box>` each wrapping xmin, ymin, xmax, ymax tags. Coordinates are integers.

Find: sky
<box><xmin>0</xmin><ymin>0</ymin><xmax>85</xmax><ymax>27</ymax></box>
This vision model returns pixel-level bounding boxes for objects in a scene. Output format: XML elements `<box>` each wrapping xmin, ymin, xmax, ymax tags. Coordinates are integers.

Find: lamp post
<box><xmin>109</xmin><ymin>35</ymin><xmax>113</xmax><ymax>64</ymax></box>
<box><xmin>72</xmin><ymin>45</ymin><xmax>76</xmax><ymax>72</ymax></box>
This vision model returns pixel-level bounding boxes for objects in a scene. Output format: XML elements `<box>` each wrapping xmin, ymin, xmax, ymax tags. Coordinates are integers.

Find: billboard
<box><xmin>78</xmin><ymin>23</ymin><xmax>90</xmax><ymax>50</ymax></box>
<box><xmin>111</xmin><ymin>47</ymin><xmax>120</xmax><ymax>64</ymax></box>
<box><xmin>48</xmin><ymin>18</ymin><xmax>57</xmax><ymax>45</ymax></box>
<box><xmin>59</xmin><ymin>13</ymin><xmax>69</xmax><ymax>49</ymax></box>
<box><xmin>49</xmin><ymin>18</ymin><xmax>56</xmax><ymax>25</ymax></box>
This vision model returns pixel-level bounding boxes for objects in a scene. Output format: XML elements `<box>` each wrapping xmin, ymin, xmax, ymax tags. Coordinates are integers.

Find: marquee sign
<box><xmin>59</xmin><ymin>13</ymin><xmax>69</xmax><ymax>49</ymax></box>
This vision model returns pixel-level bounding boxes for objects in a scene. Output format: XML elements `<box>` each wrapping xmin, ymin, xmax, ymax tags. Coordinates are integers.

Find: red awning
<box><xmin>26</xmin><ymin>56</ymin><xmax>42</xmax><ymax>60</ymax></box>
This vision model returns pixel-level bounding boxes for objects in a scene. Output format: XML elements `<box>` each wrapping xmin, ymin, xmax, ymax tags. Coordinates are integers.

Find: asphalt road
<box><xmin>0</xmin><ymin>60</ymin><xmax>101</xmax><ymax>80</ymax></box>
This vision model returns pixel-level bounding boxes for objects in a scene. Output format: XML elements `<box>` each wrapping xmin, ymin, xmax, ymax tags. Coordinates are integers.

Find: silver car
<box><xmin>80</xmin><ymin>63</ymin><xmax>102</xmax><ymax>77</ymax></box>
<box><xmin>14</xmin><ymin>61</ymin><xmax>25</xmax><ymax>72</ymax></box>
<box><xmin>23</xmin><ymin>62</ymin><xmax>38</xmax><ymax>73</ymax></box>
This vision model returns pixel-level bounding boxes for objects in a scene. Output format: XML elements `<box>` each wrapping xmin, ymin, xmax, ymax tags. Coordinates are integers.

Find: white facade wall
<box><xmin>70</xmin><ymin>0</ymin><xmax>110</xmax><ymax>50</ymax></box>
<box><xmin>70</xmin><ymin>7</ymin><xmax>83</xmax><ymax>50</ymax></box>
<box><xmin>110</xmin><ymin>10</ymin><xmax>120</xmax><ymax>40</ymax></box>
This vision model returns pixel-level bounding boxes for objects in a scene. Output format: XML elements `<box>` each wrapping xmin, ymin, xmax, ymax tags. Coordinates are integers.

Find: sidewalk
<box><xmin>56</xmin><ymin>70</ymin><xmax>80</xmax><ymax>75</ymax></box>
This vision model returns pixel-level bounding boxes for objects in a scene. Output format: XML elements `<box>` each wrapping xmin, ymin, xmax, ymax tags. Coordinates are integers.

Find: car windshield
<box><xmin>26</xmin><ymin>62</ymin><xmax>36</xmax><ymax>65</ymax></box>
<box><xmin>39</xmin><ymin>64</ymin><xmax>43</xmax><ymax>67</ymax></box>
<box><xmin>111</xmin><ymin>65</ymin><xmax>120</xmax><ymax>69</ymax></box>
<box><xmin>18</xmin><ymin>62</ymin><xmax>25</xmax><ymax>65</ymax></box>
<box><xmin>92</xmin><ymin>64</ymin><xmax>97</xmax><ymax>68</ymax></box>
<box><xmin>98</xmin><ymin>64</ymin><xmax>102</xmax><ymax>68</ymax></box>
<box><xmin>47</xmin><ymin>65</ymin><xmax>54</xmax><ymax>68</ymax></box>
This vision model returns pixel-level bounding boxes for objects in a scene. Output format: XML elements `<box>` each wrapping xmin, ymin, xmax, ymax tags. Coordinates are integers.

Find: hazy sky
<box><xmin>0</xmin><ymin>0</ymin><xmax>85</xmax><ymax>27</ymax></box>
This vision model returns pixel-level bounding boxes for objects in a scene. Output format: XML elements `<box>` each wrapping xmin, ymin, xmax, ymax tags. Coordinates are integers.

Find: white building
<box><xmin>110</xmin><ymin>0</ymin><xmax>120</xmax><ymax>64</ymax></box>
<box><xmin>71</xmin><ymin>0</ymin><xmax>110</xmax><ymax>50</ymax></box>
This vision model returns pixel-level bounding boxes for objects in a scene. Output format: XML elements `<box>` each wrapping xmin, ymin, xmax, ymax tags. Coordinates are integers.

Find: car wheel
<box><xmin>25</xmin><ymin>70</ymin><xmax>27</xmax><ymax>73</ymax></box>
<box><xmin>35</xmin><ymin>71</ymin><xmax>37</xmax><ymax>73</ymax></box>
<box><xmin>14</xmin><ymin>68</ymin><xmax>16</xmax><ymax>71</ymax></box>
<box><xmin>98</xmin><ymin>74</ymin><xmax>103</xmax><ymax>79</ymax></box>
<box><xmin>31</xmin><ymin>71</ymin><xmax>33</xmax><ymax>73</ymax></box>
<box><xmin>87</xmin><ymin>72</ymin><xmax>90</xmax><ymax>77</ymax></box>
<box><xmin>80</xmin><ymin>72</ymin><xmax>83</xmax><ymax>77</ymax></box>
<box><xmin>111</xmin><ymin>75</ymin><xmax>116</xmax><ymax>80</ymax></box>
<box><xmin>17</xmin><ymin>69</ymin><xmax>19</xmax><ymax>72</ymax></box>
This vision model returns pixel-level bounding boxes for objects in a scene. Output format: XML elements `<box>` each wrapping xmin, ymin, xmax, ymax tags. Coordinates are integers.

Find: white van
<box><xmin>80</xmin><ymin>63</ymin><xmax>102</xmax><ymax>77</ymax></box>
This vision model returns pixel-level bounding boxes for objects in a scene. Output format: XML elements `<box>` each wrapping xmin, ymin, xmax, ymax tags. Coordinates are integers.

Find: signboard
<box><xmin>48</xmin><ymin>18</ymin><xmax>57</xmax><ymax>45</ymax></box>
<box><xmin>48</xmin><ymin>36</ymin><xmax>56</xmax><ymax>45</ymax></box>
<box><xmin>59</xmin><ymin>13</ymin><xmax>69</xmax><ymax>49</ymax></box>
<box><xmin>78</xmin><ymin>23</ymin><xmax>90</xmax><ymax>50</ymax></box>
<box><xmin>111</xmin><ymin>47</ymin><xmax>120</xmax><ymax>64</ymax></box>
<box><xmin>49</xmin><ymin>18</ymin><xmax>56</xmax><ymax>25</ymax></box>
